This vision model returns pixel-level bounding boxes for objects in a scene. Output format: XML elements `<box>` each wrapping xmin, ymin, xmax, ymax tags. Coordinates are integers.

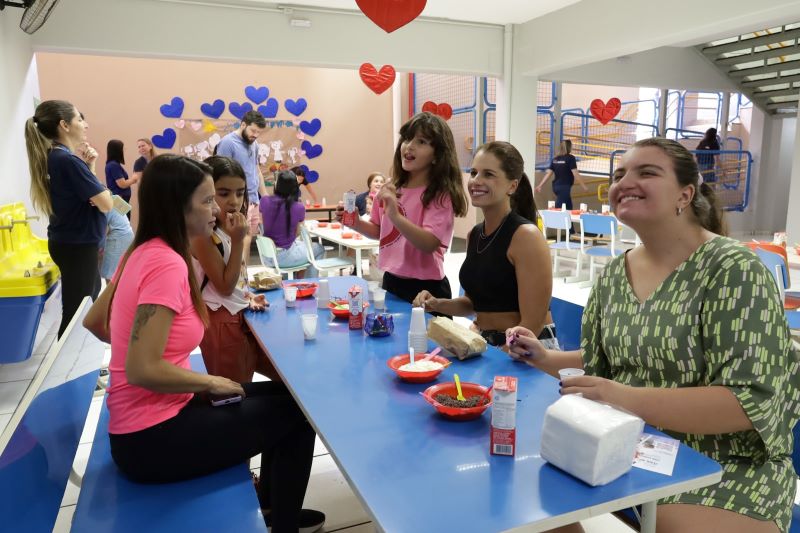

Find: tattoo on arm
<box><xmin>130</xmin><ymin>304</ymin><xmax>158</xmax><ymax>343</ymax></box>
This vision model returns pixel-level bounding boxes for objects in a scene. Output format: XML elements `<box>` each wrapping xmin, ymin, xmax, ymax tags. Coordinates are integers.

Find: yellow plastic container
<box><xmin>0</xmin><ymin>203</ymin><xmax>59</xmax><ymax>297</ymax></box>
<box><xmin>0</xmin><ymin>203</ymin><xmax>60</xmax><ymax>363</ymax></box>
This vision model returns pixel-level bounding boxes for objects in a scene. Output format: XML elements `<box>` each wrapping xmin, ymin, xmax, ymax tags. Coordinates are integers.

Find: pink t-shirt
<box><xmin>370</xmin><ymin>186</ymin><xmax>454</xmax><ymax>280</ymax></box>
<box><xmin>107</xmin><ymin>238</ymin><xmax>204</xmax><ymax>434</ymax></box>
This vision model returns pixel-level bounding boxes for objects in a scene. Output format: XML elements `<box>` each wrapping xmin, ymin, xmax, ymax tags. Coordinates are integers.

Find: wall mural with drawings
<box><xmin>151</xmin><ymin>86</ymin><xmax>323</xmax><ymax>186</ymax></box>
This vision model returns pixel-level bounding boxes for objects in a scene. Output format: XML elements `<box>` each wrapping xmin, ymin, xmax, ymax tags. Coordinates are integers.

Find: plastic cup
<box><xmin>410</xmin><ymin>306</ymin><xmax>426</xmax><ymax>333</ymax></box>
<box><xmin>284</xmin><ymin>286</ymin><xmax>298</xmax><ymax>308</ymax></box>
<box><xmin>301</xmin><ymin>313</ymin><xmax>317</xmax><ymax>340</ymax></box>
<box><xmin>374</xmin><ymin>288</ymin><xmax>386</xmax><ymax>311</ymax></box>
<box><xmin>317</xmin><ymin>279</ymin><xmax>330</xmax><ymax>309</ymax></box>
<box><xmin>558</xmin><ymin>368</ymin><xmax>585</xmax><ymax>381</ymax></box>
<box><xmin>368</xmin><ymin>281</ymin><xmax>380</xmax><ymax>300</ymax></box>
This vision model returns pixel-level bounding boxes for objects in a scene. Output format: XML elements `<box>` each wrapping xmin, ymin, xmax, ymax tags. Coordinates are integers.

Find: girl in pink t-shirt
<box><xmin>83</xmin><ymin>154</ymin><xmax>324</xmax><ymax>532</ymax></box>
<box><xmin>341</xmin><ymin>112</ymin><xmax>468</xmax><ymax>303</ymax></box>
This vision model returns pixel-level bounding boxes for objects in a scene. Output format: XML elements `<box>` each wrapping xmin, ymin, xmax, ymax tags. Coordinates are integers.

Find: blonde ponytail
<box><xmin>25</xmin><ymin>117</ymin><xmax>53</xmax><ymax>217</ymax></box>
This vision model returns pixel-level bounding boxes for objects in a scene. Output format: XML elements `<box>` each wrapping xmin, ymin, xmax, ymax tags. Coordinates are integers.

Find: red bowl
<box><xmin>328</xmin><ymin>299</ymin><xmax>370</xmax><ymax>319</ymax></box>
<box><xmin>313</xmin><ymin>203</ymin><xmax>322</xmax><ymax>208</ymax></box>
<box><xmin>284</xmin><ymin>282</ymin><xmax>317</xmax><ymax>298</ymax></box>
<box><xmin>422</xmin><ymin>382</ymin><xmax>492</xmax><ymax>421</ymax></box>
<box><xmin>330</xmin><ymin>223</ymin><xmax>341</xmax><ymax>229</ymax></box>
<box><xmin>317</xmin><ymin>222</ymin><xmax>328</xmax><ymax>228</ymax></box>
<box><xmin>387</xmin><ymin>353</ymin><xmax>450</xmax><ymax>383</ymax></box>
<box><xmin>341</xmin><ymin>232</ymin><xmax>354</xmax><ymax>239</ymax></box>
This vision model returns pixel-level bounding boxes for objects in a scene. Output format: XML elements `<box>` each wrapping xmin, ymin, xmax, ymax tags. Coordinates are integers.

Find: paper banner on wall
<box><xmin>177</xmin><ymin>118</ymin><xmax>320</xmax><ymax>181</ymax></box>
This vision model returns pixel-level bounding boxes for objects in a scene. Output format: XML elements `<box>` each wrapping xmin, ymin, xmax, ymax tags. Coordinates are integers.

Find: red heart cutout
<box><xmin>436</xmin><ymin>103</ymin><xmax>452</xmax><ymax>121</ymax></box>
<box><xmin>359</xmin><ymin>63</ymin><xmax>396</xmax><ymax>95</ymax></box>
<box><xmin>356</xmin><ymin>0</ymin><xmax>427</xmax><ymax>33</ymax></box>
<box><xmin>421</xmin><ymin>101</ymin><xmax>453</xmax><ymax>121</ymax></box>
<box><xmin>590</xmin><ymin>98</ymin><xmax>621</xmax><ymax>125</ymax></box>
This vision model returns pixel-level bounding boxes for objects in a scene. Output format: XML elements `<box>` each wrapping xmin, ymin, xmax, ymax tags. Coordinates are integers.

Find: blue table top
<box><xmin>245</xmin><ymin>277</ymin><xmax>721</xmax><ymax>533</ymax></box>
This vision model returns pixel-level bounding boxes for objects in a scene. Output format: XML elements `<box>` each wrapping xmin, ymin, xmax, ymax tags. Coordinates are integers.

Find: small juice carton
<box><xmin>601</xmin><ymin>204</ymin><xmax>611</xmax><ymax>215</ymax></box>
<box><xmin>579</xmin><ymin>203</ymin><xmax>588</xmax><ymax>212</ymax></box>
<box><xmin>342</xmin><ymin>190</ymin><xmax>357</xmax><ymax>226</ymax></box>
<box><xmin>547</xmin><ymin>200</ymin><xmax>555</xmax><ymax>209</ymax></box>
<box><xmin>347</xmin><ymin>284</ymin><xmax>364</xmax><ymax>330</ymax></box>
<box><xmin>490</xmin><ymin>376</ymin><xmax>518</xmax><ymax>456</ymax></box>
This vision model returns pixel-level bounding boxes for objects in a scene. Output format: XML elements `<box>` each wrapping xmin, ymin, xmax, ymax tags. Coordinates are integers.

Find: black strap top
<box><xmin>459</xmin><ymin>212</ymin><xmax>533</xmax><ymax>313</ymax></box>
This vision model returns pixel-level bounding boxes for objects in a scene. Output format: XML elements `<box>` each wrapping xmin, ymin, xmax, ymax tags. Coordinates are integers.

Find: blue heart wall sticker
<box><xmin>229</xmin><ymin>101</ymin><xmax>254</xmax><ymax>120</ymax></box>
<box><xmin>299</xmin><ymin>118</ymin><xmax>322</xmax><ymax>137</ymax></box>
<box><xmin>306</xmin><ymin>170</ymin><xmax>320</xmax><ymax>183</ymax></box>
<box><xmin>200</xmin><ymin>99</ymin><xmax>225</xmax><ymax>119</ymax></box>
<box><xmin>245</xmin><ymin>86</ymin><xmax>270</xmax><ymax>104</ymax></box>
<box><xmin>284</xmin><ymin>98</ymin><xmax>307</xmax><ymax>117</ymax></box>
<box><xmin>159</xmin><ymin>97</ymin><xmax>184</xmax><ymax>118</ymax></box>
<box><xmin>258</xmin><ymin>99</ymin><xmax>279</xmax><ymax>118</ymax></box>
<box><xmin>152</xmin><ymin>128</ymin><xmax>177</xmax><ymax>149</ymax></box>
<box><xmin>301</xmin><ymin>140</ymin><xmax>323</xmax><ymax>159</ymax></box>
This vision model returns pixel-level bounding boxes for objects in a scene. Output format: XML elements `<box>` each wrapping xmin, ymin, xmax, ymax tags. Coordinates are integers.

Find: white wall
<box><xmin>515</xmin><ymin>0</ymin><xmax>800</xmax><ymax>76</ymax></box>
<box><xmin>0</xmin><ymin>13</ymin><xmax>43</xmax><ymax>235</ymax></box>
<box><xmin>33</xmin><ymin>0</ymin><xmax>504</xmax><ymax>76</ymax></box>
<box><xmin>545</xmin><ymin>47</ymin><xmax>738</xmax><ymax>93</ymax></box>
<box><xmin>756</xmin><ymin>117</ymin><xmax>796</xmax><ymax>233</ymax></box>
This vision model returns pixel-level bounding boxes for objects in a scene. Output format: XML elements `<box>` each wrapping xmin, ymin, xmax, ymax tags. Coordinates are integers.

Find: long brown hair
<box><xmin>24</xmin><ymin>100</ymin><xmax>78</xmax><ymax>217</ymax></box>
<box><xmin>631</xmin><ymin>137</ymin><xmax>726</xmax><ymax>235</ymax></box>
<box><xmin>108</xmin><ymin>155</ymin><xmax>211</xmax><ymax>327</ymax></box>
<box><xmin>390</xmin><ymin>112</ymin><xmax>468</xmax><ymax>217</ymax></box>
<box><xmin>475</xmin><ymin>141</ymin><xmax>537</xmax><ymax>223</ymax></box>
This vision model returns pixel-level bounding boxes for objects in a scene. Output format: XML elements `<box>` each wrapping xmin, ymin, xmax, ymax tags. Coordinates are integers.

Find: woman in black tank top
<box><xmin>412</xmin><ymin>142</ymin><xmax>556</xmax><ymax>348</ymax></box>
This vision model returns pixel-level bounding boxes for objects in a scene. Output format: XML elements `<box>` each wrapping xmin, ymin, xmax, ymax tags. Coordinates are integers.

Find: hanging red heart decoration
<box><xmin>421</xmin><ymin>101</ymin><xmax>453</xmax><ymax>120</ymax></box>
<box><xmin>356</xmin><ymin>0</ymin><xmax>427</xmax><ymax>33</ymax></box>
<box><xmin>359</xmin><ymin>63</ymin><xmax>397</xmax><ymax>94</ymax></box>
<box><xmin>590</xmin><ymin>98</ymin><xmax>622</xmax><ymax>125</ymax></box>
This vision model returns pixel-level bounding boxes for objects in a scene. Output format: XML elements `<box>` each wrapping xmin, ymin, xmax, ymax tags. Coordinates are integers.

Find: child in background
<box><xmin>340</xmin><ymin>112</ymin><xmax>468</xmax><ymax>302</ymax></box>
<box><xmin>191</xmin><ymin>156</ymin><xmax>278</xmax><ymax>383</ymax></box>
<box><xmin>100</xmin><ymin>206</ymin><xmax>134</xmax><ymax>283</ymax></box>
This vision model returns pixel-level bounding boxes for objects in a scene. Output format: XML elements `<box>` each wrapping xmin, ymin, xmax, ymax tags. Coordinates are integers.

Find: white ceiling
<box><xmin>205</xmin><ymin>0</ymin><xmax>582</xmax><ymax>25</ymax></box>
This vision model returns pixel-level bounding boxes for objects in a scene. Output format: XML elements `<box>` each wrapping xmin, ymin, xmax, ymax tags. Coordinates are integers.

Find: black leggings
<box><xmin>48</xmin><ymin>241</ymin><xmax>101</xmax><ymax>338</ymax></box>
<box><xmin>109</xmin><ymin>381</ymin><xmax>314</xmax><ymax>533</ymax></box>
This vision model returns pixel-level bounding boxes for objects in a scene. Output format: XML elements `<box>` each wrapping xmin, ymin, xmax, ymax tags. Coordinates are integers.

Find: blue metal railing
<box><xmin>608</xmin><ymin>148</ymin><xmax>752</xmax><ymax>211</ymax></box>
<box><xmin>536</xmin><ymin>109</ymin><xmax>555</xmax><ymax>170</ymax></box>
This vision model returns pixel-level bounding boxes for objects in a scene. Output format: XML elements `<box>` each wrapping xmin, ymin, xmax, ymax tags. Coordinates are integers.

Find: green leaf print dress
<box><xmin>581</xmin><ymin>237</ymin><xmax>800</xmax><ymax>531</ymax></box>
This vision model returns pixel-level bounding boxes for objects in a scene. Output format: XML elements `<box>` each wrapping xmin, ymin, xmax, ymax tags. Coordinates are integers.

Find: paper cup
<box><xmin>558</xmin><ymin>368</ymin><xmax>585</xmax><ymax>381</ymax></box>
<box><xmin>374</xmin><ymin>288</ymin><xmax>386</xmax><ymax>311</ymax></box>
<box><xmin>301</xmin><ymin>313</ymin><xmax>317</xmax><ymax>340</ymax></box>
<box><xmin>284</xmin><ymin>286</ymin><xmax>298</xmax><ymax>307</ymax></box>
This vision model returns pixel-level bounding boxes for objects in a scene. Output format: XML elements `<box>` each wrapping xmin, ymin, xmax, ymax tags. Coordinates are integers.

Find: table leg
<box><xmin>640</xmin><ymin>501</ymin><xmax>656</xmax><ymax>533</ymax></box>
<box><xmin>356</xmin><ymin>249</ymin><xmax>363</xmax><ymax>278</ymax></box>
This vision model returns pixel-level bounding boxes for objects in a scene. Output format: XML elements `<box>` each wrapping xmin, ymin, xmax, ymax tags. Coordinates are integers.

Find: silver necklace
<box><xmin>476</xmin><ymin>213</ymin><xmax>510</xmax><ymax>254</ymax></box>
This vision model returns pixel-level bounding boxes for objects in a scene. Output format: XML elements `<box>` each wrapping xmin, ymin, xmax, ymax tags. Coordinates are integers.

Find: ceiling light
<box><xmin>290</xmin><ymin>18</ymin><xmax>311</xmax><ymax>28</ymax></box>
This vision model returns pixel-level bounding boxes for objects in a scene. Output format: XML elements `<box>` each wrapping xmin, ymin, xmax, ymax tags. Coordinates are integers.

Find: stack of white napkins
<box><xmin>540</xmin><ymin>395</ymin><xmax>644</xmax><ymax>486</ymax></box>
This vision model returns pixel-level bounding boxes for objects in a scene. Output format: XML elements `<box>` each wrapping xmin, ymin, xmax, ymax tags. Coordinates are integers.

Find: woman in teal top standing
<box><xmin>507</xmin><ymin>137</ymin><xmax>800</xmax><ymax>532</ymax></box>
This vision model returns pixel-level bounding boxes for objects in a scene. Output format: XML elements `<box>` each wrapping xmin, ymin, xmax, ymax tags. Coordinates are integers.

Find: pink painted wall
<box><xmin>36</xmin><ymin>53</ymin><xmax>395</xmax><ymax>206</ymax></box>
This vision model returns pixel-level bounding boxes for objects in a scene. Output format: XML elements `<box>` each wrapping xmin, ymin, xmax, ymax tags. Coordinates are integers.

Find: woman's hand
<box><xmin>560</xmin><ymin>375</ymin><xmax>628</xmax><ymax>406</ymax></box>
<box><xmin>77</xmin><ymin>142</ymin><xmax>98</xmax><ymax>164</ymax></box>
<box><xmin>412</xmin><ymin>290</ymin><xmax>440</xmax><ymax>312</ymax></box>
<box><xmin>248</xmin><ymin>293</ymin><xmax>268</xmax><ymax>311</ymax></box>
<box><xmin>223</xmin><ymin>211</ymin><xmax>248</xmax><ymax>243</ymax></box>
<box><xmin>505</xmin><ymin>326</ymin><xmax>548</xmax><ymax>365</ymax></box>
<box><xmin>535</xmin><ymin>184</ymin><xmax>543</xmax><ymax>193</ymax></box>
<box><xmin>206</xmin><ymin>375</ymin><xmax>246</xmax><ymax>397</ymax></box>
<box><xmin>376</xmin><ymin>182</ymin><xmax>400</xmax><ymax>219</ymax></box>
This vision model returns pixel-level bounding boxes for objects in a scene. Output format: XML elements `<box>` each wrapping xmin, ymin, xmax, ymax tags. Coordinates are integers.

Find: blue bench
<box><xmin>71</xmin><ymin>353</ymin><xmax>266</xmax><ymax>532</ymax></box>
<box><xmin>0</xmin><ymin>299</ymin><xmax>104</xmax><ymax>532</ymax></box>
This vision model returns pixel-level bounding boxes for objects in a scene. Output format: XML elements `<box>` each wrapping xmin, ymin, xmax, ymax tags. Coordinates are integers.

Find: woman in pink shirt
<box><xmin>341</xmin><ymin>112</ymin><xmax>468</xmax><ymax>303</ymax></box>
<box><xmin>84</xmin><ymin>155</ymin><xmax>324</xmax><ymax>533</ymax></box>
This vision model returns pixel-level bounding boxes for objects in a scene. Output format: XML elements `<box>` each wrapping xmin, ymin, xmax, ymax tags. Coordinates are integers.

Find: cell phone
<box><xmin>209</xmin><ymin>393</ymin><xmax>243</xmax><ymax>407</ymax></box>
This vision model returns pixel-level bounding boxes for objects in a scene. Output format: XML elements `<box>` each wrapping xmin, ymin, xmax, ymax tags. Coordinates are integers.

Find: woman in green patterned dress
<box><xmin>507</xmin><ymin>137</ymin><xmax>800</xmax><ymax>533</ymax></box>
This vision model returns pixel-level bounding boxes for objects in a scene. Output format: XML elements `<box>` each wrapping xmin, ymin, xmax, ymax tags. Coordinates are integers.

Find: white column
<box><xmin>784</xmin><ymin>106</ymin><xmax>800</xmax><ymax>241</ymax></box>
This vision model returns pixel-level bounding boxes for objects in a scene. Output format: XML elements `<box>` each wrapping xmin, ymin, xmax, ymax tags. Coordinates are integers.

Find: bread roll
<box><xmin>427</xmin><ymin>317</ymin><xmax>486</xmax><ymax>360</ymax></box>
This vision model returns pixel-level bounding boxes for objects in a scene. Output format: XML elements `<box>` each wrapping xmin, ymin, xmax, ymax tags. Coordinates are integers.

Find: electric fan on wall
<box><xmin>0</xmin><ymin>0</ymin><xmax>61</xmax><ymax>34</ymax></box>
